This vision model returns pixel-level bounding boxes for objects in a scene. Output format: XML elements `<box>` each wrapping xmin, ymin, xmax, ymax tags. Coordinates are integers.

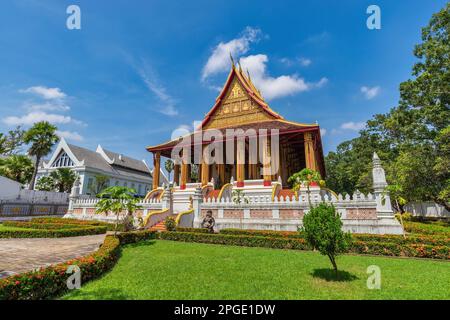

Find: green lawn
<box><xmin>63</xmin><ymin>240</ymin><xmax>450</xmax><ymax>300</ymax></box>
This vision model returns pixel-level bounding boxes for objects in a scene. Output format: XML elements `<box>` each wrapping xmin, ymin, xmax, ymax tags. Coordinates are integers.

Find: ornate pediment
<box><xmin>203</xmin><ymin>77</ymin><xmax>276</xmax><ymax>130</ymax></box>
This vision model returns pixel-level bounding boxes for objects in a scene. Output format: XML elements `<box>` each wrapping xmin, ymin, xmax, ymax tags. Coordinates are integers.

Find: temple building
<box><xmin>67</xmin><ymin>64</ymin><xmax>402</xmax><ymax>235</ymax></box>
<box><xmin>146</xmin><ymin>63</ymin><xmax>325</xmax><ymax>201</ymax></box>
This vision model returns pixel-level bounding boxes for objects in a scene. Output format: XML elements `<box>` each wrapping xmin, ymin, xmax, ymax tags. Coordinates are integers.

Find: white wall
<box><xmin>405</xmin><ymin>202</ymin><xmax>450</xmax><ymax>218</ymax></box>
<box><xmin>0</xmin><ymin>176</ymin><xmax>22</xmax><ymax>199</ymax></box>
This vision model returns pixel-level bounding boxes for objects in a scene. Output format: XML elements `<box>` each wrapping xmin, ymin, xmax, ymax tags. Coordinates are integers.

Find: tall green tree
<box><xmin>0</xmin><ymin>155</ymin><xmax>34</xmax><ymax>184</ymax></box>
<box><xmin>35</xmin><ymin>176</ymin><xmax>56</xmax><ymax>191</ymax></box>
<box><xmin>325</xmin><ymin>4</ymin><xmax>450</xmax><ymax>210</ymax></box>
<box><xmin>0</xmin><ymin>127</ymin><xmax>25</xmax><ymax>155</ymax></box>
<box><xmin>23</xmin><ymin>122</ymin><xmax>59</xmax><ymax>190</ymax></box>
<box><xmin>50</xmin><ymin>168</ymin><xmax>78</xmax><ymax>193</ymax></box>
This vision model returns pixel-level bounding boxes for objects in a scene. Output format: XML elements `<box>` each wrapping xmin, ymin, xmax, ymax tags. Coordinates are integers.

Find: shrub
<box><xmin>159</xmin><ymin>231</ymin><xmax>310</xmax><ymax>250</ymax></box>
<box><xmin>175</xmin><ymin>227</ymin><xmax>211</xmax><ymax>234</ymax></box>
<box><xmin>28</xmin><ymin>217</ymin><xmax>125</xmax><ymax>232</ymax></box>
<box><xmin>302</xmin><ymin>203</ymin><xmax>352</xmax><ymax>275</ymax></box>
<box><xmin>0</xmin><ymin>225</ymin><xmax>107</xmax><ymax>238</ymax></box>
<box><xmin>219</xmin><ymin>228</ymin><xmax>450</xmax><ymax>247</ymax></box>
<box><xmin>164</xmin><ymin>217</ymin><xmax>176</xmax><ymax>231</ymax></box>
<box><xmin>2</xmin><ymin>221</ymin><xmax>86</xmax><ymax>230</ymax></box>
<box><xmin>116</xmin><ymin>230</ymin><xmax>157</xmax><ymax>244</ymax></box>
<box><xmin>404</xmin><ymin>221</ymin><xmax>450</xmax><ymax>236</ymax></box>
<box><xmin>221</xmin><ymin>229</ymin><xmax>302</xmax><ymax>238</ymax></box>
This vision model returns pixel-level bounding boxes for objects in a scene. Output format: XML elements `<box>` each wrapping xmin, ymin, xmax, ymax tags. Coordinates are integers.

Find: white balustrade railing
<box><xmin>201</xmin><ymin>190</ymin><xmax>376</xmax><ymax>209</ymax></box>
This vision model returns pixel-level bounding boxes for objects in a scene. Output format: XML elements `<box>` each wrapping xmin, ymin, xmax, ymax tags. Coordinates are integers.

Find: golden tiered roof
<box><xmin>147</xmin><ymin>64</ymin><xmax>321</xmax><ymax>154</ymax></box>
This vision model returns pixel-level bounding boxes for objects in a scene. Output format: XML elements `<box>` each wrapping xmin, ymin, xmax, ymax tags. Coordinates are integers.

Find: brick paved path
<box><xmin>0</xmin><ymin>234</ymin><xmax>105</xmax><ymax>278</ymax></box>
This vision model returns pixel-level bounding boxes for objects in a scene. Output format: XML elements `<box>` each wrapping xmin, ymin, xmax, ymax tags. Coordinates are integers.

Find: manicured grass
<box><xmin>63</xmin><ymin>240</ymin><xmax>450</xmax><ymax>300</ymax></box>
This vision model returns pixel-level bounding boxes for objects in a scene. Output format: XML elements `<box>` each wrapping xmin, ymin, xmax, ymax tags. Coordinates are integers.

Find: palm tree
<box><xmin>96</xmin><ymin>186</ymin><xmax>142</xmax><ymax>235</ymax></box>
<box><xmin>0</xmin><ymin>154</ymin><xmax>34</xmax><ymax>184</ymax></box>
<box><xmin>50</xmin><ymin>168</ymin><xmax>78</xmax><ymax>193</ymax></box>
<box><xmin>35</xmin><ymin>176</ymin><xmax>56</xmax><ymax>191</ymax></box>
<box><xmin>165</xmin><ymin>159</ymin><xmax>174</xmax><ymax>181</ymax></box>
<box><xmin>288</xmin><ymin>168</ymin><xmax>322</xmax><ymax>205</ymax></box>
<box><xmin>23</xmin><ymin>122</ymin><xmax>59</xmax><ymax>190</ymax></box>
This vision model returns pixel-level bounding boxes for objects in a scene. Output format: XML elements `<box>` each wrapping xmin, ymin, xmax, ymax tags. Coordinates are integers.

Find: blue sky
<box><xmin>0</xmin><ymin>0</ymin><xmax>446</xmax><ymax>165</ymax></box>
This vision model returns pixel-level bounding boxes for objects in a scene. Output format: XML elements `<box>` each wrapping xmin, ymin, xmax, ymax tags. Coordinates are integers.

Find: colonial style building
<box><xmin>36</xmin><ymin>138</ymin><xmax>155</xmax><ymax>197</ymax></box>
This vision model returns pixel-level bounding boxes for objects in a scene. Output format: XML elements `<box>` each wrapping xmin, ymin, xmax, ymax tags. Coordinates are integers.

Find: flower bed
<box><xmin>219</xmin><ymin>228</ymin><xmax>450</xmax><ymax>247</ymax></box>
<box><xmin>0</xmin><ymin>225</ymin><xmax>107</xmax><ymax>238</ymax></box>
<box><xmin>31</xmin><ymin>217</ymin><xmax>125</xmax><ymax>231</ymax></box>
<box><xmin>160</xmin><ymin>231</ymin><xmax>310</xmax><ymax>250</ymax></box>
<box><xmin>403</xmin><ymin>221</ymin><xmax>450</xmax><ymax>236</ymax></box>
<box><xmin>2</xmin><ymin>221</ymin><xmax>88</xmax><ymax>230</ymax></box>
<box><xmin>160</xmin><ymin>231</ymin><xmax>450</xmax><ymax>260</ymax></box>
<box><xmin>0</xmin><ymin>230</ymin><xmax>157</xmax><ymax>300</ymax></box>
<box><xmin>0</xmin><ymin>217</ymin><xmax>129</xmax><ymax>238</ymax></box>
<box><xmin>175</xmin><ymin>227</ymin><xmax>211</xmax><ymax>234</ymax></box>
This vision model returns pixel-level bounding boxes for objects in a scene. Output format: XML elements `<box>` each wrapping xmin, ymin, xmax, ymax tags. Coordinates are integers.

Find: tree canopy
<box><xmin>325</xmin><ymin>4</ymin><xmax>450</xmax><ymax>211</ymax></box>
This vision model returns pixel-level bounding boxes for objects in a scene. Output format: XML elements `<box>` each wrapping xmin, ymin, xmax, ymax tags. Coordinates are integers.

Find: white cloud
<box><xmin>239</xmin><ymin>54</ymin><xmax>327</xmax><ymax>100</ymax></box>
<box><xmin>320</xmin><ymin>128</ymin><xmax>327</xmax><ymax>136</ymax></box>
<box><xmin>3</xmin><ymin>112</ymin><xmax>75</xmax><ymax>126</ymax></box>
<box><xmin>56</xmin><ymin>130</ymin><xmax>83</xmax><ymax>142</ymax></box>
<box><xmin>340</xmin><ymin>121</ymin><xmax>365</xmax><ymax>131</ymax></box>
<box><xmin>360</xmin><ymin>86</ymin><xmax>380</xmax><ymax>100</ymax></box>
<box><xmin>202</xmin><ymin>27</ymin><xmax>261</xmax><ymax>80</ymax></box>
<box><xmin>25</xmin><ymin>101</ymin><xmax>70</xmax><ymax>112</ymax></box>
<box><xmin>137</xmin><ymin>66</ymin><xmax>179</xmax><ymax>116</ymax></box>
<box><xmin>299</xmin><ymin>57</ymin><xmax>312</xmax><ymax>66</ymax></box>
<box><xmin>21</xmin><ymin>86</ymin><xmax>66</xmax><ymax>100</ymax></box>
<box><xmin>280</xmin><ymin>57</ymin><xmax>312</xmax><ymax>67</ymax></box>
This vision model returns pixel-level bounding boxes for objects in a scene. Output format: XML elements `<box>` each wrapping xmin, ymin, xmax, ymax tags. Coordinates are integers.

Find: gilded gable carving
<box><xmin>204</xmin><ymin>78</ymin><xmax>275</xmax><ymax>129</ymax></box>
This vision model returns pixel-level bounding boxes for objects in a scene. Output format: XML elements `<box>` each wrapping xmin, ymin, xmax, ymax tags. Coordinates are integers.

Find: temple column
<box><xmin>262</xmin><ymin>136</ymin><xmax>272</xmax><ymax>187</ymax></box>
<box><xmin>173</xmin><ymin>163</ymin><xmax>180</xmax><ymax>185</ymax></box>
<box><xmin>218</xmin><ymin>164</ymin><xmax>225</xmax><ymax>186</ymax></box>
<box><xmin>180</xmin><ymin>163</ymin><xmax>188</xmax><ymax>190</ymax></box>
<box><xmin>236</xmin><ymin>139</ymin><xmax>245</xmax><ymax>187</ymax></box>
<box><xmin>304</xmin><ymin>132</ymin><xmax>317</xmax><ymax>171</ymax></box>
<box><xmin>201</xmin><ymin>146</ymin><xmax>210</xmax><ymax>186</ymax></box>
<box><xmin>152</xmin><ymin>152</ymin><xmax>161</xmax><ymax>190</ymax></box>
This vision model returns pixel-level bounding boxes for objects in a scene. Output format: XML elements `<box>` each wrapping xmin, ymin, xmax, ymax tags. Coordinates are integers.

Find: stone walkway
<box><xmin>0</xmin><ymin>234</ymin><xmax>106</xmax><ymax>278</ymax></box>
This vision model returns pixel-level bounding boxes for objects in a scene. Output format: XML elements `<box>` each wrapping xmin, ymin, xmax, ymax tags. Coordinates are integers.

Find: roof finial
<box><xmin>246</xmin><ymin>69</ymin><xmax>251</xmax><ymax>80</ymax></box>
<box><xmin>238</xmin><ymin>60</ymin><xmax>243</xmax><ymax>73</ymax></box>
<box><xmin>229</xmin><ymin>53</ymin><xmax>235</xmax><ymax>68</ymax></box>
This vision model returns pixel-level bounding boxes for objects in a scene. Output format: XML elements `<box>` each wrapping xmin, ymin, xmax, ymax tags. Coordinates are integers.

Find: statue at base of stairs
<box><xmin>201</xmin><ymin>210</ymin><xmax>215</xmax><ymax>233</ymax></box>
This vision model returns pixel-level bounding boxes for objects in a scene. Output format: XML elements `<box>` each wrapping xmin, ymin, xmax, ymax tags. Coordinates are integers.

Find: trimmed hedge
<box><xmin>219</xmin><ymin>228</ymin><xmax>450</xmax><ymax>247</ymax></box>
<box><xmin>350</xmin><ymin>241</ymin><xmax>450</xmax><ymax>260</ymax></box>
<box><xmin>0</xmin><ymin>229</ymin><xmax>157</xmax><ymax>300</ymax></box>
<box><xmin>116</xmin><ymin>229</ymin><xmax>158</xmax><ymax>244</ymax></box>
<box><xmin>0</xmin><ymin>225</ymin><xmax>107</xmax><ymax>238</ymax></box>
<box><xmin>0</xmin><ymin>235</ymin><xmax>121</xmax><ymax>300</ymax></box>
<box><xmin>404</xmin><ymin>221</ymin><xmax>450</xmax><ymax>236</ymax></box>
<box><xmin>160</xmin><ymin>231</ymin><xmax>311</xmax><ymax>250</ymax></box>
<box><xmin>2</xmin><ymin>221</ymin><xmax>86</xmax><ymax>230</ymax></box>
<box><xmin>175</xmin><ymin>227</ymin><xmax>211</xmax><ymax>234</ymax></box>
<box><xmin>31</xmin><ymin>217</ymin><xmax>125</xmax><ymax>232</ymax></box>
<box><xmin>160</xmin><ymin>231</ymin><xmax>450</xmax><ymax>260</ymax></box>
